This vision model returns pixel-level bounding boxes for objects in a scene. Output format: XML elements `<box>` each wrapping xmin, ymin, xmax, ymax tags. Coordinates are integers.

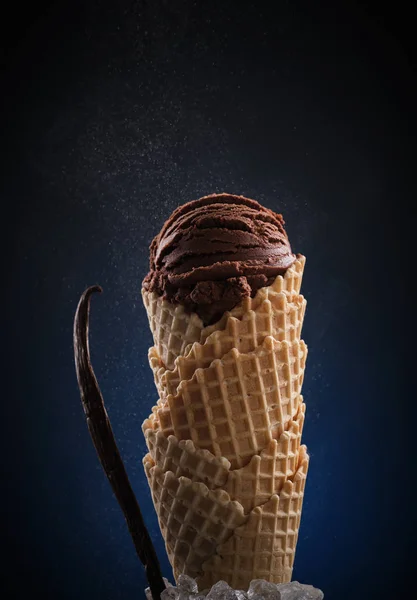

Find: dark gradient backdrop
<box><xmin>2</xmin><ymin>2</ymin><xmax>415</xmax><ymax>599</ymax></box>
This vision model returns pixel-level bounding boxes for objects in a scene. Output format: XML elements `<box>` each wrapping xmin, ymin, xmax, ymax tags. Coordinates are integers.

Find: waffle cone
<box><xmin>147</xmin><ymin>337</ymin><xmax>307</xmax><ymax>468</ymax></box>
<box><xmin>222</xmin><ymin>404</ymin><xmax>305</xmax><ymax>512</ymax></box>
<box><xmin>142</xmin><ymin>256</ymin><xmax>305</xmax><ymax>369</ymax></box>
<box><xmin>143</xmin><ymin>429</ymin><xmax>231</xmax><ymax>488</ymax></box>
<box><xmin>143</xmin><ymin>402</ymin><xmax>305</xmax><ymax>513</ymax></box>
<box><xmin>143</xmin><ymin>455</ymin><xmax>247</xmax><ymax>579</ymax></box>
<box><xmin>142</xmin><ymin>253</ymin><xmax>310</xmax><ymax>587</ymax></box>
<box><xmin>150</xmin><ymin>293</ymin><xmax>306</xmax><ymax>394</ymax></box>
<box><xmin>144</xmin><ymin>446</ymin><xmax>308</xmax><ymax>585</ymax></box>
<box><xmin>142</xmin><ymin>289</ymin><xmax>205</xmax><ymax>370</ymax></box>
<box><xmin>196</xmin><ymin>448</ymin><xmax>309</xmax><ymax>590</ymax></box>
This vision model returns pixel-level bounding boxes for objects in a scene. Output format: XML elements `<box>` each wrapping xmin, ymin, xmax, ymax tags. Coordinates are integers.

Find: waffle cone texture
<box><xmin>142</xmin><ymin>255</ymin><xmax>309</xmax><ymax>590</ymax></box>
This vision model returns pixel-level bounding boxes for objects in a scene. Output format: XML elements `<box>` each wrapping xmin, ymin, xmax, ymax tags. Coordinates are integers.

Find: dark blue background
<box><xmin>3</xmin><ymin>2</ymin><xmax>415</xmax><ymax>599</ymax></box>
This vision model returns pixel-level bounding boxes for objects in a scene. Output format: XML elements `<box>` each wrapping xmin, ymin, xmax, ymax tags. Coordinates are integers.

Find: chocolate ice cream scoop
<box><xmin>143</xmin><ymin>193</ymin><xmax>296</xmax><ymax>325</ymax></box>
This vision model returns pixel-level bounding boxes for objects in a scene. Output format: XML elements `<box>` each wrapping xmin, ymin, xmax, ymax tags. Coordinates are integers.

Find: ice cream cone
<box><xmin>141</xmin><ymin>196</ymin><xmax>311</xmax><ymax>588</ymax></box>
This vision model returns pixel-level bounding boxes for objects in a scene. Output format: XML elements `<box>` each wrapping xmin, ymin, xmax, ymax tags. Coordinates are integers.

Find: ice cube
<box><xmin>161</xmin><ymin>585</ymin><xmax>180</xmax><ymax>600</ymax></box>
<box><xmin>248</xmin><ymin>579</ymin><xmax>281</xmax><ymax>600</ymax></box>
<box><xmin>178</xmin><ymin>574</ymin><xmax>199</xmax><ymax>594</ymax></box>
<box><xmin>145</xmin><ymin>577</ymin><xmax>172</xmax><ymax>600</ymax></box>
<box><xmin>146</xmin><ymin>578</ymin><xmax>323</xmax><ymax>600</ymax></box>
<box><xmin>277</xmin><ymin>581</ymin><xmax>323</xmax><ymax>600</ymax></box>
<box><xmin>145</xmin><ymin>580</ymin><xmax>177</xmax><ymax>600</ymax></box>
<box><xmin>206</xmin><ymin>580</ymin><xmax>239</xmax><ymax>600</ymax></box>
<box><xmin>145</xmin><ymin>587</ymin><xmax>152</xmax><ymax>600</ymax></box>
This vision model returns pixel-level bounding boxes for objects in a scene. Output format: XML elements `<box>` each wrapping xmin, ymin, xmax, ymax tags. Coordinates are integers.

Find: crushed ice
<box><xmin>145</xmin><ymin>575</ymin><xmax>324</xmax><ymax>600</ymax></box>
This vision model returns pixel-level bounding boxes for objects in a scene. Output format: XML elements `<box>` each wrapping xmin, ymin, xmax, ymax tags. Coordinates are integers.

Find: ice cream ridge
<box><xmin>141</xmin><ymin>193</ymin><xmax>309</xmax><ymax>591</ymax></box>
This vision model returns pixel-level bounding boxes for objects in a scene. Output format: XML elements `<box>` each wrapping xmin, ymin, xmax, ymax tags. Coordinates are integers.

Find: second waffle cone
<box><xmin>144</xmin><ymin>402</ymin><xmax>305</xmax><ymax>513</ymax></box>
<box><xmin>146</xmin><ymin>336</ymin><xmax>307</xmax><ymax>469</ymax></box>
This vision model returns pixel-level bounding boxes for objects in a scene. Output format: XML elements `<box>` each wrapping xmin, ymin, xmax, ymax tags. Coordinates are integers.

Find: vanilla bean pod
<box><xmin>73</xmin><ymin>286</ymin><xmax>165</xmax><ymax>600</ymax></box>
